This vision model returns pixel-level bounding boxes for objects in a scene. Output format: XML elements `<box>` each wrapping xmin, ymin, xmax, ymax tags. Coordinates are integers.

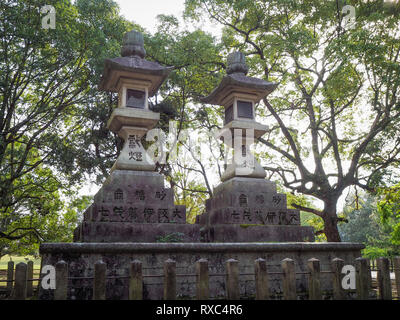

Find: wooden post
<box><xmin>26</xmin><ymin>261</ymin><xmax>34</xmax><ymax>297</ymax></box>
<box><xmin>355</xmin><ymin>257</ymin><xmax>371</xmax><ymax>300</ymax></box>
<box><xmin>93</xmin><ymin>260</ymin><xmax>106</xmax><ymax>300</ymax></box>
<box><xmin>6</xmin><ymin>261</ymin><xmax>14</xmax><ymax>294</ymax></box>
<box><xmin>331</xmin><ymin>258</ymin><xmax>345</xmax><ymax>300</ymax></box>
<box><xmin>226</xmin><ymin>259</ymin><xmax>240</xmax><ymax>300</ymax></box>
<box><xmin>13</xmin><ymin>262</ymin><xmax>27</xmax><ymax>300</ymax></box>
<box><xmin>307</xmin><ymin>258</ymin><xmax>322</xmax><ymax>300</ymax></box>
<box><xmin>54</xmin><ymin>260</ymin><xmax>68</xmax><ymax>300</ymax></box>
<box><xmin>254</xmin><ymin>258</ymin><xmax>269</xmax><ymax>300</ymax></box>
<box><xmin>129</xmin><ymin>260</ymin><xmax>143</xmax><ymax>300</ymax></box>
<box><xmin>163</xmin><ymin>259</ymin><xmax>176</xmax><ymax>300</ymax></box>
<box><xmin>282</xmin><ymin>258</ymin><xmax>296</xmax><ymax>300</ymax></box>
<box><xmin>196</xmin><ymin>259</ymin><xmax>209</xmax><ymax>300</ymax></box>
<box><xmin>394</xmin><ymin>256</ymin><xmax>400</xmax><ymax>299</ymax></box>
<box><xmin>377</xmin><ymin>257</ymin><xmax>392</xmax><ymax>300</ymax></box>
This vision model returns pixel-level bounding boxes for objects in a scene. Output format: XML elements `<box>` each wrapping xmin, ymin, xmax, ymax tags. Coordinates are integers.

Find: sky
<box><xmin>115</xmin><ymin>0</ymin><xmax>221</xmax><ymax>35</ymax></box>
<box><xmin>116</xmin><ymin>0</ymin><xmax>185</xmax><ymax>32</ymax></box>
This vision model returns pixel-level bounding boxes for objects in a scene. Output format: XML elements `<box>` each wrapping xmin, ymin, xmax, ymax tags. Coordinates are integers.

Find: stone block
<box><xmin>102</xmin><ymin>170</ymin><xmax>165</xmax><ymax>189</ymax></box>
<box><xmin>213</xmin><ymin>177</ymin><xmax>277</xmax><ymax>195</ymax></box>
<box><xmin>79</xmin><ymin>222</ymin><xmax>201</xmax><ymax>242</ymax></box>
<box><xmin>207</xmin><ymin>224</ymin><xmax>315</xmax><ymax>242</ymax></box>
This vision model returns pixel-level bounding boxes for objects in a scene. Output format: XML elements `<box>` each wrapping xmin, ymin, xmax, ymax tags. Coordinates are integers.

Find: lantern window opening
<box><xmin>236</xmin><ymin>99</ymin><xmax>254</xmax><ymax>120</ymax></box>
<box><xmin>126</xmin><ymin>88</ymin><xmax>146</xmax><ymax>109</ymax></box>
<box><xmin>119</xmin><ymin>84</ymin><xmax>149</xmax><ymax>110</ymax></box>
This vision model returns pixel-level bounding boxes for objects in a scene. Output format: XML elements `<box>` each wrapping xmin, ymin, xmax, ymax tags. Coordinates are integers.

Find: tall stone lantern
<box><xmin>73</xmin><ymin>30</ymin><xmax>200</xmax><ymax>243</ymax></box>
<box><xmin>199</xmin><ymin>52</ymin><xmax>315</xmax><ymax>243</ymax></box>
<box><xmin>99</xmin><ymin>30</ymin><xmax>173</xmax><ymax>172</ymax></box>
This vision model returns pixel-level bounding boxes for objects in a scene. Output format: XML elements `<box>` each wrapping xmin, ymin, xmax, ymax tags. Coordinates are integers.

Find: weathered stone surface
<box><xmin>201</xmin><ymin>54</ymin><xmax>277</xmax><ymax>105</ymax></box>
<box><xmin>99</xmin><ymin>30</ymin><xmax>173</xmax><ymax>96</ymax></box>
<box><xmin>210</xmin><ymin>192</ymin><xmax>287</xmax><ymax>210</ymax></box>
<box><xmin>75</xmin><ymin>170</ymin><xmax>194</xmax><ymax>243</ymax></box>
<box><xmin>213</xmin><ymin>177</ymin><xmax>277</xmax><ymax>194</ymax></box>
<box><xmin>79</xmin><ymin>222</ymin><xmax>200</xmax><ymax>243</ymax></box>
<box><xmin>199</xmin><ymin>176</ymin><xmax>314</xmax><ymax>242</ymax></box>
<box><xmin>221</xmin><ymin>152</ymin><xmax>267</xmax><ymax>181</ymax></box>
<box><xmin>101</xmin><ymin>170</ymin><xmax>165</xmax><ymax>189</ymax></box>
<box><xmin>206</xmin><ymin>224</ymin><xmax>314</xmax><ymax>242</ymax></box>
<box><xmin>209</xmin><ymin>207</ymin><xmax>300</xmax><ymax>225</ymax></box>
<box><xmin>39</xmin><ymin>242</ymin><xmax>364</xmax><ymax>300</ymax></box>
<box><xmin>93</xmin><ymin>186</ymin><xmax>174</xmax><ymax>206</ymax></box>
<box><xmin>87</xmin><ymin>204</ymin><xmax>185</xmax><ymax>223</ymax></box>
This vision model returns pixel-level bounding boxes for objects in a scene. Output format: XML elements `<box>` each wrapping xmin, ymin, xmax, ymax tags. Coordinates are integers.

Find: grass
<box><xmin>0</xmin><ymin>256</ymin><xmax>42</xmax><ymax>291</ymax></box>
<box><xmin>0</xmin><ymin>255</ymin><xmax>41</xmax><ymax>269</ymax></box>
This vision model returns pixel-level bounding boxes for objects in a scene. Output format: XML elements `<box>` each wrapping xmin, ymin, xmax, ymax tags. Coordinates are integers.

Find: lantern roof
<box><xmin>99</xmin><ymin>30</ymin><xmax>173</xmax><ymax>96</ymax></box>
<box><xmin>201</xmin><ymin>52</ymin><xmax>277</xmax><ymax>105</ymax></box>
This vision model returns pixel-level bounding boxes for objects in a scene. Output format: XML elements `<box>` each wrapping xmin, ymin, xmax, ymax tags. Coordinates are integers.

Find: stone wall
<box><xmin>39</xmin><ymin>242</ymin><xmax>364</xmax><ymax>300</ymax></box>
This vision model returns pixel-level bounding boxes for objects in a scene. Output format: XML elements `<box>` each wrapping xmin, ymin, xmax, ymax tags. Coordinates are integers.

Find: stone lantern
<box><xmin>199</xmin><ymin>52</ymin><xmax>315</xmax><ymax>243</ymax></box>
<box><xmin>72</xmin><ymin>30</ymin><xmax>201</xmax><ymax>243</ymax></box>
<box><xmin>201</xmin><ymin>52</ymin><xmax>277</xmax><ymax>181</ymax></box>
<box><xmin>99</xmin><ymin>30</ymin><xmax>173</xmax><ymax>172</ymax></box>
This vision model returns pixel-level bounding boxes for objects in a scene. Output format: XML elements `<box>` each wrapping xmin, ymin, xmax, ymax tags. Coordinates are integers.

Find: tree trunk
<box><xmin>322</xmin><ymin>201</ymin><xmax>341</xmax><ymax>242</ymax></box>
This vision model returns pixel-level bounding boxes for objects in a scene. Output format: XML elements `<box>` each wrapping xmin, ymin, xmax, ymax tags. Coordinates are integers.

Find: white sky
<box><xmin>116</xmin><ymin>0</ymin><xmax>185</xmax><ymax>32</ymax></box>
<box><xmin>115</xmin><ymin>0</ymin><xmax>221</xmax><ymax>35</ymax></box>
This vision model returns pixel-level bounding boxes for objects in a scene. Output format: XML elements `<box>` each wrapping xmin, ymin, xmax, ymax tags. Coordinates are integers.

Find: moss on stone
<box><xmin>239</xmin><ymin>224</ymin><xmax>264</xmax><ymax>228</ymax></box>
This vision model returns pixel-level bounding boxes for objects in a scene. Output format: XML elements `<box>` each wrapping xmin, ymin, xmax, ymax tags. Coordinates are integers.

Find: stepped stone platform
<box><xmin>199</xmin><ymin>177</ymin><xmax>315</xmax><ymax>242</ymax></box>
<box><xmin>73</xmin><ymin>170</ymin><xmax>201</xmax><ymax>243</ymax></box>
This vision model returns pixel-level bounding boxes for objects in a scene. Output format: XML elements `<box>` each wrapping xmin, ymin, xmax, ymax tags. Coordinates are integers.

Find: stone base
<box><xmin>75</xmin><ymin>170</ymin><xmax>197</xmax><ymax>243</ymax></box>
<box><xmin>201</xmin><ymin>177</ymin><xmax>315</xmax><ymax>242</ymax></box>
<box><xmin>38</xmin><ymin>242</ymin><xmax>364</xmax><ymax>300</ymax></box>
<box><xmin>206</xmin><ymin>224</ymin><xmax>315</xmax><ymax>242</ymax></box>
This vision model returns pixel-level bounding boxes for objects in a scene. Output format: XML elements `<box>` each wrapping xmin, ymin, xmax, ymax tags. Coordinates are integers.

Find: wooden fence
<box><xmin>1</xmin><ymin>256</ymin><xmax>400</xmax><ymax>300</ymax></box>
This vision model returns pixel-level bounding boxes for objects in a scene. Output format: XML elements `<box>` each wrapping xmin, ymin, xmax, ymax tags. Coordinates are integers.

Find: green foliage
<box><xmin>0</xmin><ymin>194</ymin><xmax>91</xmax><ymax>258</ymax></box>
<box><xmin>339</xmin><ymin>191</ymin><xmax>400</xmax><ymax>258</ymax></box>
<box><xmin>183</xmin><ymin>0</ymin><xmax>400</xmax><ymax>242</ymax></box>
<box><xmin>0</xmin><ymin>0</ymin><xmax>133</xmax><ymax>254</ymax></box>
<box><xmin>156</xmin><ymin>232</ymin><xmax>185</xmax><ymax>243</ymax></box>
<box><xmin>362</xmin><ymin>246</ymin><xmax>390</xmax><ymax>260</ymax></box>
<box><xmin>300</xmin><ymin>211</ymin><xmax>326</xmax><ymax>242</ymax></box>
<box><xmin>277</xmin><ymin>184</ymin><xmax>323</xmax><ymax>241</ymax></box>
<box><xmin>377</xmin><ymin>183</ymin><xmax>400</xmax><ymax>245</ymax></box>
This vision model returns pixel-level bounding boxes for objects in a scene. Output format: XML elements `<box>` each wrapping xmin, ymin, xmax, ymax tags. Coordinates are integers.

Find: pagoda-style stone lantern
<box><xmin>199</xmin><ymin>52</ymin><xmax>315</xmax><ymax>243</ymax></box>
<box><xmin>72</xmin><ymin>30</ymin><xmax>201</xmax><ymax>244</ymax></box>
<box><xmin>202</xmin><ymin>52</ymin><xmax>277</xmax><ymax>181</ymax></box>
<box><xmin>99</xmin><ymin>30</ymin><xmax>173</xmax><ymax>172</ymax></box>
